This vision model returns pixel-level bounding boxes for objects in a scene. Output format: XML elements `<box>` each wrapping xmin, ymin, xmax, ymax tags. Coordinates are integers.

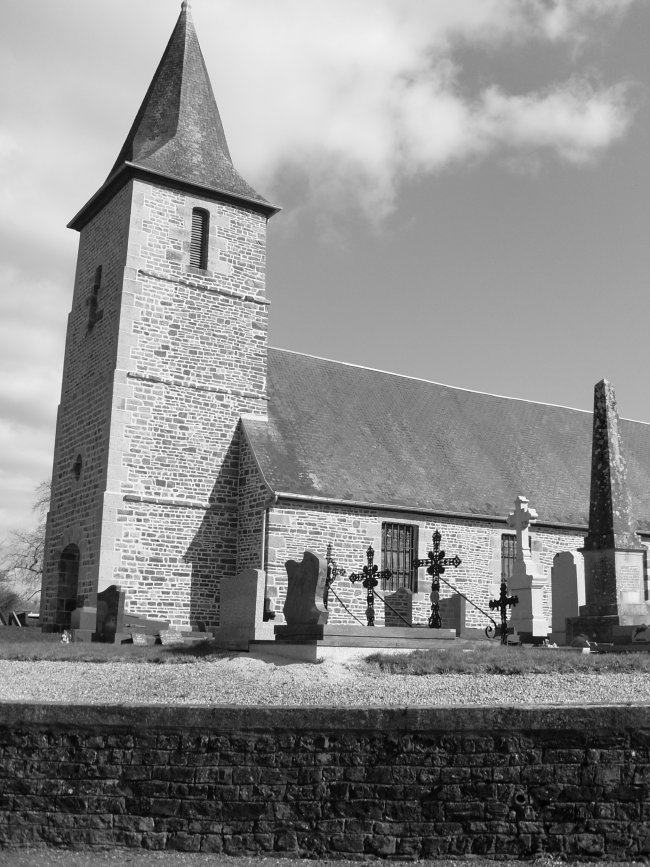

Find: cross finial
<box><xmin>506</xmin><ymin>495</ymin><xmax>537</xmax><ymax>562</ymax></box>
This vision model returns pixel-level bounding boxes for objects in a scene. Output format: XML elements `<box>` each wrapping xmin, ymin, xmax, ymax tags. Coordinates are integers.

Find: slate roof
<box><xmin>70</xmin><ymin>3</ymin><xmax>277</xmax><ymax>229</ymax></box>
<box><xmin>243</xmin><ymin>349</ymin><xmax>650</xmax><ymax>532</ymax></box>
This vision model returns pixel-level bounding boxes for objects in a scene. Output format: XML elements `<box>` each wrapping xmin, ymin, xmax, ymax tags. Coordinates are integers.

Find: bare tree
<box><xmin>0</xmin><ymin>481</ymin><xmax>50</xmax><ymax>611</ymax></box>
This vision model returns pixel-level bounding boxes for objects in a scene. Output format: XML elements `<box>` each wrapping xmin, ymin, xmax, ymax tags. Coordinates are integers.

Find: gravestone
<box><xmin>213</xmin><ymin>568</ymin><xmax>275</xmax><ymax>650</ymax></box>
<box><xmin>566</xmin><ymin>380</ymin><xmax>650</xmax><ymax>644</ymax></box>
<box><xmin>384</xmin><ymin>587</ymin><xmax>413</xmax><ymax>627</ymax></box>
<box><xmin>131</xmin><ymin>632</ymin><xmax>149</xmax><ymax>646</ymax></box>
<box><xmin>274</xmin><ymin>550</ymin><xmax>329</xmax><ymax>641</ymax></box>
<box><xmin>550</xmin><ymin>551</ymin><xmax>585</xmax><ymax>645</ymax></box>
<box><xmin>159</xmin><ymin>629</ymin><xmax>185</xmax><ymax>646</ymax></box>
<box><xmin>95</xmin><ymin>585</ymin><xmax>126</xmax><ymax>643</ymax></box>
<box><xmin>439</xmin><ymin>593</ymin><xmax>467</xmax><ymax>636</ymax></box>
<box><xmin>70</xmin><ymin>606</ymin><xmax>97</xmax><ymax>643</ymax></box>
<box><xmin>506</xmin><ymin>496</ymin><xmax>549</xmax><ymax>639</ymax></box>
<box><xmin>283</xmin><ymin>551</ymin><xmax>329</xmax><ymax>627</ymax></box>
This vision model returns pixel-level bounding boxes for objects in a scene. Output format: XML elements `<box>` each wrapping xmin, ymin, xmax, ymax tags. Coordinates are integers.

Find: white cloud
<box><xmin>201</xmin><ymin>0</ymin><xmax>640</xmax><ymax>216</ymax></box>
<box><xmin>0</xmin><ymin>0</ymin><xmax>644</xmax><ymax>532</ymax></box>
<box><xmin>478</xmin><ymin>81</ymin><xmax>632</xmax><ymax>163</ymax></box>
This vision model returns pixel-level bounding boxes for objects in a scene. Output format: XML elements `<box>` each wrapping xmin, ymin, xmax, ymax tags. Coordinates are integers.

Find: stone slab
<box><xmin>248</xmin><ymin>642</ymin><xmax>431</xmax><ymax>663</ymax></box>
<box><xmin>276</xmin><ymin>623</ymin><xmax>455</xmax><ymax>638</ymax></box>
<box><xmin>122</xmin><ymin>614</ymin><xmax>170</xmax><ymax>635</ymax></box>
<box><xmin>567</xmin><ymin>613</ymin><xmax>650</xmax><ymax>645</ymax></box>
<box><xmin>158</xmin><ymin>630</ymin><xmax>185</xmax><ymax>646</ymax></box>
<box><xmin>70</xmin><ymin>606</ymin><xmax>97</xmax><ymax>632</ymax></box>
<box><xmin>214</xmin><ymin>623</ymin><xmax>275</xmax><ymax>651</ymax></box>
<box><xmin>70</xmin><ymin>629</ymin><xmax>94</xmax><ymax>643</ymax></box>
<box><xmin>274</xmin><ymin>624</ymin><xmax>456</xmax><ymax>644</ymax></box>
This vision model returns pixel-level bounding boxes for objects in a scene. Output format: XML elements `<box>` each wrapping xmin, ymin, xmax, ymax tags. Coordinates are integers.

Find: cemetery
<box><xmin>3</xmin><ymin>2</ymin><xmax>650</xmax><ymax>861</ymax></box>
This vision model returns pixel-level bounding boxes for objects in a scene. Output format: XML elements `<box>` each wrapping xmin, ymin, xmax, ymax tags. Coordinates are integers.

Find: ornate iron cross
<box><xmin>325</xmin><ymin>543</ymin><xmax>347</xmax><ymax>609</ymax></box>
<box><xmin>348</xmin><ymin>545</ymin><xmax>392</xmax><ymax>627</ymax></box>
<box><xmin>413</xmin><ymin>530</ymin><xmax>462</xmax><ymax>629</ymax></box>
<box><xmin>489</xmin><ymin>582</ymin><xmax>519</xmax><ymax>645</ymax></box>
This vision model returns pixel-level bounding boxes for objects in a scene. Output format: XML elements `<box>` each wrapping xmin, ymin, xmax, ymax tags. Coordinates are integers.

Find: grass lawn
<box><xmin>367</xmin><ymin>641</ymin><xmax>650</xmax><ymax>674</ymax></box>
<box><xmin>2</xmin><ymin>631</ymin><xmax>650</xmax><ymax>673</ymax></box>
<box><xmin>0</xmin><ymin>635</ymin><xmax>226</xmax><ymax>663</ymax></box>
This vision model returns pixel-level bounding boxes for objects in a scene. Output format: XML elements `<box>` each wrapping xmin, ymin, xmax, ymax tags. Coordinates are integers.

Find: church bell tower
<box><xmin>40</xmin><ymin>2</ymin><xmax>279</xmax><ymax>631</ymax></box>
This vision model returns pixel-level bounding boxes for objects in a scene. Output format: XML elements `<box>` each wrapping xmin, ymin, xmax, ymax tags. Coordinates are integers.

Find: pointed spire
<box><xmin>108</xmin><ymin>2</ymin><xmax>267</xmax><ymax>206</ymax></box>
<box><xmin>70</xmin><ymin>3</ymin><xmax>277</xmax><ymax>228</ymax></box>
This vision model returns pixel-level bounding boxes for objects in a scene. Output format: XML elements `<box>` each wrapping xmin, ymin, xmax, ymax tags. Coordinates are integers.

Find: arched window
<box><xmin>190</xmin><ymin>208</ymin><xmax>209</xmax><ymax>269</ymax></box>
<box><xmin>56</xmin><ymin>544</ymin><xmax>80</xmax><ymax>630</ymax></box>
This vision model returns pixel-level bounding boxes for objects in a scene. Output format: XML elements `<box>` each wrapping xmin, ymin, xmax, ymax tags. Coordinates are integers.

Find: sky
<box><xmin>1</xmin><ymin>0</ymin><xmax>650</xmax><ymax>535</ymax></box>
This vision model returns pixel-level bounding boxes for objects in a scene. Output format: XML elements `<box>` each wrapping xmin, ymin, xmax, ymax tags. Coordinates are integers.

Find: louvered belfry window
<box><xmin>382</xmin><ymin>523</ymin><xmax>418</xmax><ymax>592</ymax></box>
<box><xmin>190</xmin><ymin>208</ymin><xmax>209</xmax><ymax>269</ymax></box>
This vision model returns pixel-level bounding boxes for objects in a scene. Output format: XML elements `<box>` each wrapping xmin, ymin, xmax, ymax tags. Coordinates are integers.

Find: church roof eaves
<box><xmin>68</xmin><ymin>162</ymin><xmax>279</xmax><ymax>231</ymax></box>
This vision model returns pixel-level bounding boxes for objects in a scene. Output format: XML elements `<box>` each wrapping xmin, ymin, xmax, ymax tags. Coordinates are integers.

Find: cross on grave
<box><xmin>348</xmin><ymin>545</ymin><xmax>392</xmax><ymax>627</ymax></box>
<box><xmin>413</xmin><ymin>530</ymin><xmax>462</xmax><ymax>628</ymax></box>
<box><xmin>324</xmin><ymin>543</ymin><xmax>347</xmax><ymax>609</ymax></box>
<box><xmin>489</xmin><ymin>582</ymin><xmax>519</xmax><ymax>645</ymax></box>
<box><xmin>507</xmin><ymin>495</ymin><xmax>538</xmax><ymax>562</ymax></box>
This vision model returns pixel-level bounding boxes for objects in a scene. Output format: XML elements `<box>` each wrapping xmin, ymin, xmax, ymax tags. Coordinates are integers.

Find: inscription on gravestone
<box><xmin>159</xmin><ymin>630</ymin><xmax>185</xmax><ymax>646</ymax></box>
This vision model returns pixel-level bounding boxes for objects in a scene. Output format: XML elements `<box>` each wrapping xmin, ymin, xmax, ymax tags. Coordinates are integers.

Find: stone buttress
<box><xmin>40</xmin><ymin>3</ymin><xmax>278</xmax><ymax>631</ymax></box>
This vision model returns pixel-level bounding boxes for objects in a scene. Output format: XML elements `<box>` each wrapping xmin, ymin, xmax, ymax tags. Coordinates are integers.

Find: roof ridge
<box><xmin>268</xmin><ymin>346</ymin><xmax>648</xmax><ymax>424</ymax></box>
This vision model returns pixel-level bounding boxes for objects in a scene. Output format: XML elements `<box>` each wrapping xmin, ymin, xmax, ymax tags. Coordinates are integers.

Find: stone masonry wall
<box><xmin>2</xmin><ymin>703</ymin><xmax>650</xmax><ymax>860</ymax></box>
<box><xmin>41</xmin><ymin>183</ymin><xmax>133</xmax><ymax>629</ymax></box>
<box><xmin>237</xmin><ymin>425</ymin><xmax>273</xmax><ymax>575</ymax></box>
<box><xmin>265</xmin><ymin>501</ymin><xmax>584</xmax><ymax>629</ymax></box>
<box><xmin>47</xmin><ymin>179</ymin><xmax>271</xmax><ymax>632</ymax></box>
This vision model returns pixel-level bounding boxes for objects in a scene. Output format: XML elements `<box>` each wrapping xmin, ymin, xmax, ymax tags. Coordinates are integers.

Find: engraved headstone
<box><xmin>95</xmin><ymin>585</ymin><xmax>126</xmax><ymax>643</ymax></box>
<box><xmin>384</xmin><ymin>586</ymin><xmax>413</xmax><ymax>627</ymax></box>
<box><xmin>213</xmin><ymin>568</ymin><xmax>275</xmax><ymax>650</ymax></box>
<box><xmin>283</xmin><ymin>550</ymin><xmax>329</xmax><ymax>627</ymax></box>
<box><xmin>159</xmin><ymin>629</ymin><xmax>185</xmax><ymax>646</ymax></box>
<box><xmin>131</xmin><ymin>632</ymin><xmax>148</xmax><ymax>646</ymax></box>
<box><xmin>550</xmin><ymin>551</ymin><xmax>585</xmax><ymax>645</ymax></box>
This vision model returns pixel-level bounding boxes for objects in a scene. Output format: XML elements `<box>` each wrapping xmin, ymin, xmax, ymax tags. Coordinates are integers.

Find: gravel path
<box><xmin>1</xmin><ymin>655</ymin><xmax>650</xmax><ymax>706</ymax></box>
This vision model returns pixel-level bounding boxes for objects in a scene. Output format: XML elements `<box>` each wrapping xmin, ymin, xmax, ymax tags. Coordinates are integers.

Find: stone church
<box><xmin>39</xmin><ymin>3</ymin><xmax>650</xmax><ymax>635</ymax></box>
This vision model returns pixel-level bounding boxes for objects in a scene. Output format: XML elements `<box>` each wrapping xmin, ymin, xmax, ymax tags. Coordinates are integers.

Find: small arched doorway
<box><xmin>56</xmin><ymin>544</ymin><xmax>80</xmax><ymax>630</ymax></box>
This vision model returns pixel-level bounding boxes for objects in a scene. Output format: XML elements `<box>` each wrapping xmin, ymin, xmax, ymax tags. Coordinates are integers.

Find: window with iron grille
<box><xmin>190</xmin><ymin>208</ymin><xmax>209</xmax><ymax>269</ymax></box>
<box><xmin>382</xmin><ymin>522</ymin><xmax>418</xmax><ymax>591</ymax></box>
<box><xmin>501</xmin><ymin>532</ymin><xmax>531</xmax><ymax>584</ymax></box>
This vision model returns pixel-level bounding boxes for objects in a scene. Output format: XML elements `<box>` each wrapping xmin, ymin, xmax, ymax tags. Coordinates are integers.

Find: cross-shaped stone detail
<box><xmin>506</xmin><ymin>496</ymin><xmax>537</xmax><ymax>562</ymax></box>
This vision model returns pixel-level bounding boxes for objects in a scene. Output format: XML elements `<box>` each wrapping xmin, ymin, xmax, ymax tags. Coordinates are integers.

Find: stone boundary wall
<box><xmin>2</xmin><ymin>703</ymin><xmax>650</xmax><ymax>859</ymax></box>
